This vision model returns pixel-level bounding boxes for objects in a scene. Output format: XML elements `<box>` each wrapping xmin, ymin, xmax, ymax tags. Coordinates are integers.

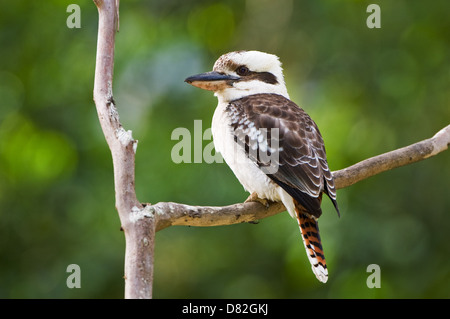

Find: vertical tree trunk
<box><xmin>93</xmin><ymin>0</ymin><xmax>155</xmax><ymax>299</ymax></box>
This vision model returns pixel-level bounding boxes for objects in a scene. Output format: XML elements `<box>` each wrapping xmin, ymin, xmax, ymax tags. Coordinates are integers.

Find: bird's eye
<box><xmin>236</xmin><ymin>66</ymin><xmax>250</xmax><ymax>76</ymax></box>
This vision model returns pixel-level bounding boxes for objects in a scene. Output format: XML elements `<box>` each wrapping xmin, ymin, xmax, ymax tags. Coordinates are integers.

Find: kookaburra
<box><xmin>185</xmin><ymin>50</ymin><xmax>339</xmax><ymax>283</ymax></box>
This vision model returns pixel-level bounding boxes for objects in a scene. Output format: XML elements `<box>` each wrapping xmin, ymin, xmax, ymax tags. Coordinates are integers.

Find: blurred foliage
<box><xmin>0</xmin><ymin>0</ymin><xmax>448</xmax><ymax>298</ymax></box>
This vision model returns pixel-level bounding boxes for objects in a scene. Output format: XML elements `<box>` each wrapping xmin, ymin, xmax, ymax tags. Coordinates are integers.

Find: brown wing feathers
<box><xmin>227</xmin><ymin>93</ymin><xmax>339</xmax><ymax>218</ymax></box>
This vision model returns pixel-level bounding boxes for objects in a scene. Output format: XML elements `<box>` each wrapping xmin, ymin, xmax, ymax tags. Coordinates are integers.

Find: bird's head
<box><xmin>185</xmin><ymin>50</ymin><xmax>289</xmax><ymax>103</ymax></box>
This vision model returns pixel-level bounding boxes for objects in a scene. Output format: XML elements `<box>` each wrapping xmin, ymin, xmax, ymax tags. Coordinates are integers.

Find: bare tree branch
<box><xmin>153</xmin><ymin>124</ymin><xmax>449</xmax><ymax>232</ymax></box>
<box><xmin>333</xmin><ymin>124</ymin><xmax>450</xmax><ymax>189</ymax></box>
<box><xmin>93</xmin><ymin>0</ymin><xmax>154</xmax><ymax>299</ymax></box>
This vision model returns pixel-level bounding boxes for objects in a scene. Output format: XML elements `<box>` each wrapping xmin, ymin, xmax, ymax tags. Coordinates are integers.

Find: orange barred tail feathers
<box><xmin>294</xmin><ymin>203</ymin><xmax>328</xmax><ymax>283</ymax></box>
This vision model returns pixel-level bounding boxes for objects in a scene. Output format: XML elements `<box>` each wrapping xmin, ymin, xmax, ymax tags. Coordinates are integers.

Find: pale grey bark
<box><xmin>93</xmin><ymin>0</ymin><xmax>154</xmax><ymax>299</ymax></box>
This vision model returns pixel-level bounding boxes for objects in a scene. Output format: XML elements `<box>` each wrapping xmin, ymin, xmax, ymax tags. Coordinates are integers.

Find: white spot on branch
<box><xmin>129</xmin><ymin>205</ymin><xmax>155</xmax><ymax>223</ymax></box>
<box><xmin>115</xmin><ymin>127</ymin><xmax>138</xmax><ymax>152</ymax></box>
<box><xmin>427</xmin><ymin>124</ymin><xmax>450</xmax><ymax>158</ymax></box>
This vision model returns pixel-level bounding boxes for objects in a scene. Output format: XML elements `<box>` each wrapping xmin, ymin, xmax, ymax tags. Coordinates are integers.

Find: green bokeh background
<box><xmin>0</xmin><ymin>0</ymin><xmax>448</xmax><ymax>298</ymax></box>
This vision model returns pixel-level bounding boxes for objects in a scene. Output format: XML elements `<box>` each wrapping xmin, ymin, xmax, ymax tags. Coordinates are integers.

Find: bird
<box><xmin>185</xmin><ymin>50</ymin><xmax>339</xmax><ymax>283</ymax></box>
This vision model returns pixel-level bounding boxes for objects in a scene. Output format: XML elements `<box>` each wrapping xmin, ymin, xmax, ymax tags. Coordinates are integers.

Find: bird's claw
<box><xmin>245</xmin><ymin>192</ymin><xmax>270</xmax><ymax>208</ymax></box>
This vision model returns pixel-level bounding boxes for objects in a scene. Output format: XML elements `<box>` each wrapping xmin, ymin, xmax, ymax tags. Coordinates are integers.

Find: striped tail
<box><xmin>295</xmin><ymin>204</ymin><xmax>328</xmax><ymax>283</ymax></box>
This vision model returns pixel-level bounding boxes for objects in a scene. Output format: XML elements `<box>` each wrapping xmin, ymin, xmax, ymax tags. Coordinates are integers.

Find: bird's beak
<box><xmin>185</xmin><ymin>71</ymin><xmax>239</xmax><ymax>91</ymax></box>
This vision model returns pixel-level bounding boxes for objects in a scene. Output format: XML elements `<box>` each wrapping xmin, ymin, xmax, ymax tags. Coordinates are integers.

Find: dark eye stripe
<box><xmin>235</xmin><ymin>65</ymin><xmax>278</xmax><ymax>85</ymax></box>
<box><xmin>250</xmin><ymin>71</ymin><xmax>278</xmax><ymax>84</ymax></box>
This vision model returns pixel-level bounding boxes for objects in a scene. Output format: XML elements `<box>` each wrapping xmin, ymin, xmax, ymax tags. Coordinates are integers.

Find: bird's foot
<box><xmin>244</xmin><ymin>192</ymin><xmax>270</xmax><ymax>208</ymax></box>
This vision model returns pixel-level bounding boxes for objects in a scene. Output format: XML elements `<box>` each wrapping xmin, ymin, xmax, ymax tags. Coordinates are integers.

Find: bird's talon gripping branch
<box><xmin>245</xmin><ymin>192</ymin><xmax>270</xmax><ymax>208</ymax></box>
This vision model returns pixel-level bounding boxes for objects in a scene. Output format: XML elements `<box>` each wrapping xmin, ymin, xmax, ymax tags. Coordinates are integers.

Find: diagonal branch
<box><xmin>332</xmin><ymin>124</ymin><xmax>450</xmax><ymax>189</ymax></box>
<box><xmin>153</xmin><ymin>124</ymin><xmax>449</xmax><ymax>232</ymax></box>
